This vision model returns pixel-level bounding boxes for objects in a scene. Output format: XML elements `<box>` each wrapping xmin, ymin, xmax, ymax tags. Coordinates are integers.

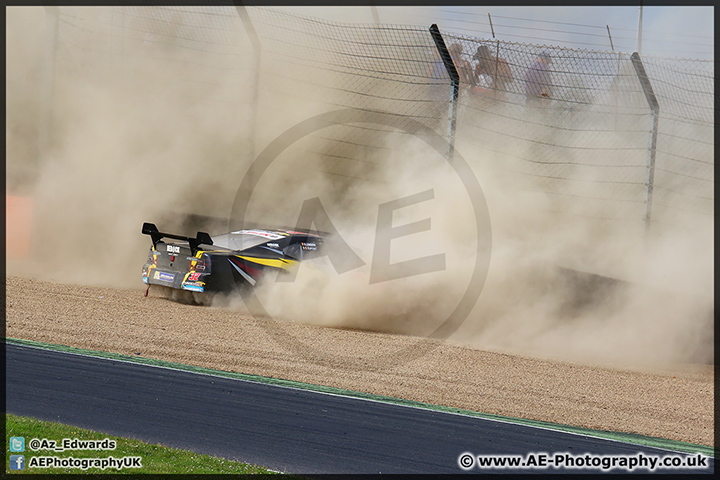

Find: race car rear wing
<box><xmin>142</xmin><ymin>222</ymin><xmax>213</xmax><ymax>255</ymax></box>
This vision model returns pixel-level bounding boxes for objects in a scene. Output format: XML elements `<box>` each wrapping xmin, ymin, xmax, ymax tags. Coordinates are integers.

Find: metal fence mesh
<box><xmin>48</xmin><ymin>6</ymin><xmax>713</xmax><ymax>231</ymax></box>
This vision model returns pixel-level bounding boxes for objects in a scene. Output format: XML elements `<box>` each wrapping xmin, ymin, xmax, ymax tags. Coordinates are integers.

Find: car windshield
<box><xmin>211</xmin><ymin>230</ymin><xmax>284</xmax><ymax>251</ymax></box>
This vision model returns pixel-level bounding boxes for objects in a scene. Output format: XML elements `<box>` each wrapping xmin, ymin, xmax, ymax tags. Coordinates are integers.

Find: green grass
<box><xmin>6</xmin><ymin>414</ymin><xmax>284</xmax><ymax>474</ymax></box>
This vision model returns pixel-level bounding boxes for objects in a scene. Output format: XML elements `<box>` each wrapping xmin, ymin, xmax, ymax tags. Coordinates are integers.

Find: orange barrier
<box><xmin>6</xmin><ymin>195</ymin><xmax>34</xmax><ymax>259</ymax></box>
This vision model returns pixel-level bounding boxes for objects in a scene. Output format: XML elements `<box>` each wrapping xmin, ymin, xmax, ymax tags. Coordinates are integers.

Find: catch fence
<box><xmin>44</xmin><ymin>6</ymin><xmax>714</xmax><ymax>232</ymax></box>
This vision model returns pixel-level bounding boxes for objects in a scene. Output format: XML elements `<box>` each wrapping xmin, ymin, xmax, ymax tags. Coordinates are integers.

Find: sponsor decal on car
<box><xmin>153</xmin><ymin>271</ymin><xmax>175</xmax><ymax>282</ymax></box>
<box><xmin>181</xmin><ymin>281</ymin><xmax>205</xmax><ymax>292</ymax></box>
<box><xmin>166</xmin><ymin>245</ymin><xmax>180</xmax><ymax>253</ymax></box>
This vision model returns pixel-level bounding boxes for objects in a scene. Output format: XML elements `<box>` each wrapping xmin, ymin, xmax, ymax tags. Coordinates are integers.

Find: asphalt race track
<box><xmin>6</xmin><ymin>343</ymin><xmax>713</xmax><ymax>474</ymax></box>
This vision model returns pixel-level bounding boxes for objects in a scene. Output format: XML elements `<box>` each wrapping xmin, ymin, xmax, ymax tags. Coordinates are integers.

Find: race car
<box><xmin>141</xmin><ymin>222</ymin><xmax>325</xmax><ymax>300</ymax></box>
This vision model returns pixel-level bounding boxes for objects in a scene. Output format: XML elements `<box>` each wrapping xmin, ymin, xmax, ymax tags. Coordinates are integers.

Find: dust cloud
<box><xmin>6</xmin><ymin>7</ymin><xmax>712</xmax><ymax>369</ymax></box>
<box><xmin>455</xmin><ymin>149</ymin><xmax>714</xmax><ymax>368</ymax></box>
<box><xmin>244</xmin><ymin>119</ymin><xmax>713</xmax><ymax>368</ymax></box>
<box><xmin>6</xmin><ymin>7</ymin><xmax>255</xmax><ymax>288</ymax></box>
<box><xmin>246</xmin><ymin>133</ymin><xmax>479</xmax><ymax>338</ymax></box>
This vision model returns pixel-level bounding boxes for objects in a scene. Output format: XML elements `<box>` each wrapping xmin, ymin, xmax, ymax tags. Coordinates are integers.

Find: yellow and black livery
<box><xmin>141</xmin><ymin>222</ymin><xmax>324</xmax><ymax>295</ymax></box>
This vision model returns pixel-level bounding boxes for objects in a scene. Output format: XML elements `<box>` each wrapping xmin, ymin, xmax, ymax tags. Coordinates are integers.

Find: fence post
<box><xmin>370</xmin><ymin>2</ymin><xmax>380</xmax><ymax>23</ymax></box>
<box><xmin>235</xmin><ymin>3</ymin><xmax>261</xmax><ymax>157</ymax></box>
<box><xmin>429</xmin><ymin>24</ymin><xmax>459</xmax><ymax>163</ymax></box>
<box><xmin>493</xmin><ymin>40</ymin><xmax>501</xmax><ymax>92</ymax></box>
<box><xmin>630</xmin><ymin>52</ymin><xmax>659</xmax><ymax>228</ymax></box>
<box><xmin>234</xmin><ymin>2</ymin><xmax>261</xmax><ymax>230</ymax></box>
<box><xmin>38</xmin><ymin>6</ymin><xmax>60</xmax><ymax>168</ymax></box>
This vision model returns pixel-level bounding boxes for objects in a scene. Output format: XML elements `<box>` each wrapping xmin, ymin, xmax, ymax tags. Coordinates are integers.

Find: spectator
<box><xmin>448</xmin><ymin>43</ymin><xmax>475</xmax><ymax>87</ymax></box>
<box><xmin>524</xmin><ymin>50</ymin><xmax>553</xmax><ymax>106</ymax></box>
<box><xmin>473</xmin><ymin>45</ymin><xmax>495</xmax><ymax>88</ymax></box>
<box><xmin>473</xmin><ymin>45</ymin><xmax>514</xmax><ymax>92</ymax></box>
